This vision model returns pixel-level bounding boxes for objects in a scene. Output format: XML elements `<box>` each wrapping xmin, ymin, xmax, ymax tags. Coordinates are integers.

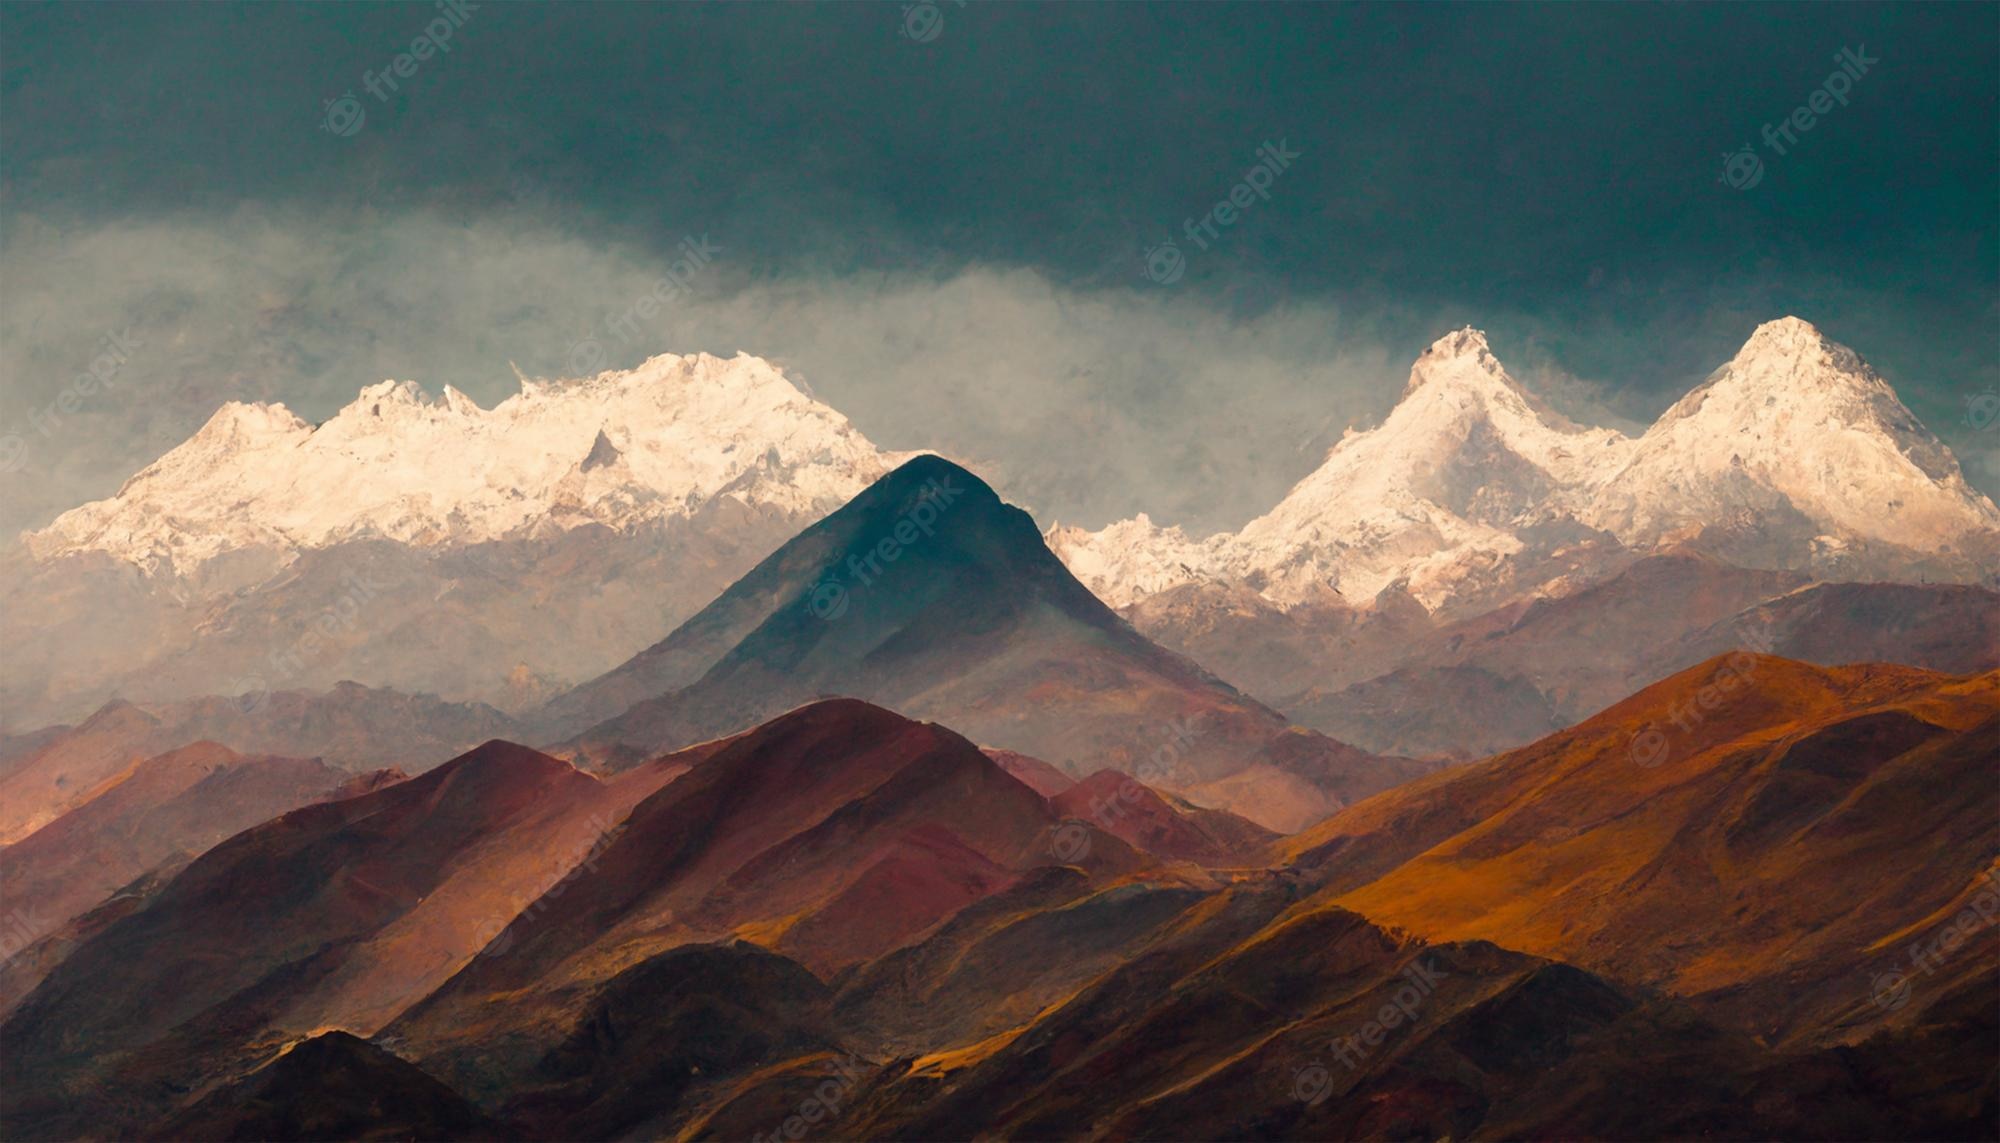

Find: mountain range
<box><xmin>3</xmin><ymin>317</ymin><xmax>1996</xmax><ymax>1139</ymax></box>
<box><xmin>1050</xmin><ymin>318</ymin><xmax>2000</xmax><ymax>614</ymax></box>
<box><xmin>8</xmin><ymin>320</ymin><xmax>1995</xmax><ymax>759</ymax></box>
<box><xmin>3</xmin><ymin>663</ymin><xmax>1992</xmax><ymax>1140</ymax></box>
<box><xmin>3</xmin><ymin>351</ymin><xmax>901</xmax><ymax>727</ymax></box>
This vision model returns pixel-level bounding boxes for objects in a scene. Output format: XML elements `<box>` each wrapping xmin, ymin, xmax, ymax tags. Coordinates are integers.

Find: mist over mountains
<box><xmin>7</xmin><ymin>6</ymin><xmax>1998</xmax><ymax>1138</ymax></box>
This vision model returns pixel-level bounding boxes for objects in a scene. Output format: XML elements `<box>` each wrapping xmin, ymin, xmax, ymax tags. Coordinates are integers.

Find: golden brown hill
<box><xmin>1278</xmin><ymin>654</ymin><xmax>2000</xmax><ymax>1046</ymax></box>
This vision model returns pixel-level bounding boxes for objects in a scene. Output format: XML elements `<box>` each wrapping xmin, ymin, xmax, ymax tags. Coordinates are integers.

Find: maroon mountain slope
<box><xmin>1049</xmin><ymin>768</ymin><xmax>1277</xmax><ymax>865</ymax></box>
<box><xmin>387</xmin><ymin>698</ymin><xmax>1157</xmax><ymax>1100</ymax></box>
<box><xmin>0</xmin><ymin>683</ymin><xmax>521</xmax><ymax>844</ymax></box>
<box><xmin>0</xmin><ymin>741</ymin><xmax>397</xmax><ymax>968</ymax></box>
<box><xmin>0</xmin><ymin>739</ymin><xmax>678</xmax><ymax>1140</ymax></box>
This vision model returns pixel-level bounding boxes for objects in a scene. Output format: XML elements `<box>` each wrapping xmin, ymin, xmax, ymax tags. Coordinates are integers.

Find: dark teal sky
<box><xmin>2</xmin><ymin>2</ymin><xmax>1995</xmax><ymax>532</ymax></box>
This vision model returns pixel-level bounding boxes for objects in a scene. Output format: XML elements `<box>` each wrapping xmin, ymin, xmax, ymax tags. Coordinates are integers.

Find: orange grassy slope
<box><xmin>1276</xmin><ymin>654</ymin><xmax>1999</xmax><ymax>1046</ymax></box>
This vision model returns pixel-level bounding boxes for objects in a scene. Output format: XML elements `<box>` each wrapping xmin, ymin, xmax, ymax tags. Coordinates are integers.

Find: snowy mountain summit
<box><xmin>27</xmin><ymin>352</ymin><xmax>901</xmax><ymax>574</ymax></box>
<box><xmin>1050</xmin><ymin>318</ymin><xmax>2000</xmax><ymax>612</ymax></box>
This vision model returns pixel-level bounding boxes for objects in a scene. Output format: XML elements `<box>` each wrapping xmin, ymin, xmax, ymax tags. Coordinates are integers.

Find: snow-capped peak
<box><xmin>1590</xmin><ymin>317</ymin><xmax>1998</xmax><ymax>550</ymax></box>
<box><xmin>28</xmin><ymin>351</ymin><xmax>903</xmax><ymax>573</ymax></box>
<box><xmin>1404</xmin><ymin>326</ymin><xmax>1506</xmax><ymax>394</ymax></box>
<box><xmin>1732</xmin><ymin>314</ymin><xmax>1854</xmax><ymax>364</ymax></box>
<box><xmin>1042</xmin><ymin>514</ymin><xmax>1224</xmax><ymax>608</ymax></box>
<box><xmin>1051</xmin><ymin>320</ymin><xmax>2000</xmax><ymax>614</ymax></box>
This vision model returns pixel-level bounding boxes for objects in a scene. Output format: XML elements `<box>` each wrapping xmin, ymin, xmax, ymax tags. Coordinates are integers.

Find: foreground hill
<box><xmin>0</xmin><ymin>743</ymin><xmax>397</xmax><ymax>979</ymax></box>
<box><xmin>0</xmin><ymin>739</ymin><xmax>688</xmax><ymax>1139</ymax></box>
<box><xmin>0</xmin><ymin>700</ymin><xmax>1250</xmax><ymax>1139</ymax></box>
<box><xmin>5</xmin><ymin>662</ymin><xmax>1994</xmax><ymax>1140</ymax></box>
<box><xmin>147</xmin><ymin>1031</ymin><xmax>507</xmax><ymax>1143</ymax></box>
<box><xmin>386</xmin><ymin>699</ymin><xmax>1161</xmax><ymax>1100</ymax></box>
<box><xmin>1281</xmin><ymin>655</ymin><xmax>2000</xmax><ymax>1047</ymax></box>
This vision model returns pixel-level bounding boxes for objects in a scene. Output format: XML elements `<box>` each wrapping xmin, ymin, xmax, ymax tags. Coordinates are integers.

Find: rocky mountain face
<box><xmin>1134</xmin><ymin>554</ymin><xmax>2000</xmax><ymax>760</ymax></box>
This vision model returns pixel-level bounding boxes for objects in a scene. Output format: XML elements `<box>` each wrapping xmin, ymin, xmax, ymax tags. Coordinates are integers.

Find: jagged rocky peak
<box><xmin>1417</xmin><ymin>325</ymin><xmax>1497</xmax><ymax>364</ymax></box>
<box><xmin>580</xmin><ymin>429</ymin><xmax>622</xmax><ymax>472</ymax></box>
<box><xmin>1404</xmin><ymin>327</ymin><xmax>1509</xmax><ymax>394</ymax></box>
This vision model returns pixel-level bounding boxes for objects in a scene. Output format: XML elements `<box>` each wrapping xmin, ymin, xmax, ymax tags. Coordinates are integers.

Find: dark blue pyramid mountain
<box><xmin>535</xmin><ymin>455</ymin><xmax>1432</xmax><ymax>831</ymax></box>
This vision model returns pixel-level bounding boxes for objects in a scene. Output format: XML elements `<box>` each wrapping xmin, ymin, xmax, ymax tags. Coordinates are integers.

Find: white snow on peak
<box><xmin>1042</xmin><ymin>514</ymin><xmax>1224</xmax><ymax>609</ymax></box>
<box><xmin>1588</xmin><ymin>316</ymin><xmax>2000</xmax><ymax>549</ymax></box>
<box><xmin>1050</xmin><ymin>319</ymin><xmax>2000</xmax><ymax>611</ymax></box>
<box><xmin>28</xmin><ymin>351</ymin><xmax>902</xmax><ymax>573</ymax></box>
